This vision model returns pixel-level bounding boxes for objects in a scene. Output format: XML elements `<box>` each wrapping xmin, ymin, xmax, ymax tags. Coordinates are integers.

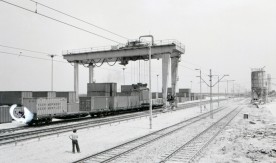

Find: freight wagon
<box><xmin>22</xmin><ymin>97</ymin><xmax>67</xmax><ymax>124</ymax></box>
<box><xmin>79</xmin><ymin>95</ymin><xmax>163</xmax><ymax>117</ymax></box>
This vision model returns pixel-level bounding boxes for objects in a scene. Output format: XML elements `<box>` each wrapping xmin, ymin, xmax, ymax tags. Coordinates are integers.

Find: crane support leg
<box><xmin>162</xmin><ymin>54</ymin><xmax>171</xmax><ymax>109</ymax></box>
<box><xmin>171</xmin><ymin>57</ymin><xmax>179</xmax><ymax>108</ymax></box>
<box><xmin>74</xmin><ymin>62</ymin><xmax>79</xmax><ymax>103</ymax></box>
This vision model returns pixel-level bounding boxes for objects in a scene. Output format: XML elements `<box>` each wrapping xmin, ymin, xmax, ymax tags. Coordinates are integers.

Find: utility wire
<box><xmin>29</xmin><ymin>0</ymin><xmax>128</xmax><ymax>40</ymax></box>
<box><xmin>1</xmin><ymin>0</ymin><xmax>121</xmax><ymax>44</ymax></box>
<box><xmin>0</xmin><ymin>44</ymin><xmax>61</xmax><ymax>57</ymax></box>
<box><xmin>0</xmin><ymin>51</ymin><xmax>67</xmax><ymax>63</ymax></box>
<box><xmin>0</xmin><ymin>50</ymin><xmax>148</xmax><ymax>75</ymax></box>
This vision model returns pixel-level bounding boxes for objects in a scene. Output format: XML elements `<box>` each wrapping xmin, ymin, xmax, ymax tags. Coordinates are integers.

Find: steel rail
<box><xmin>160</xmin><ymin>106</ymin><xmax>242</xmax><ymax>163</ymax></box>
<box><xmin>0</xmin><ymin>99</ymin><xmax>226</xmax><ymax>146</ymax></box>
<box><xmin>0</xmin><ymin>99</ymin><xmax>223</xmax><ymax>136</ymax></box>
<box><xmin>72</xmin><ymin>106</ymin><xmax>228</xmax><ymax>163</ymax></box>
<box><xmin>0</xmin><ymin>110</ymin><xmax>156</xmax><ymax>146</ymax></box>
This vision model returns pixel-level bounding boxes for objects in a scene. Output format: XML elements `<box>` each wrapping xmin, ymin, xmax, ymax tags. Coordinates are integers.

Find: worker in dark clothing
<box><xmin>69</xmin><ymin>129</ymin><xmax>80</xmax><ymax>153</ymax></box>
<box><xmin>167</xmin><ymin>94</ymin><xmax>176</xmax><ymax>110</ymax></box>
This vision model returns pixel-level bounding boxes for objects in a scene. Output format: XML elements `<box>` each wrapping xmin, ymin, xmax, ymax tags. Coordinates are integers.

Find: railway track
<box><xmin>0</xmin><ymin>110</ymin><xmax>159</xmax><ymax>146</ymax></box>
<box><xmin>72</xmin><ymin>105</ymin><xmax>228</xmax><ymax>163</ymax></box>
<box><xmin>159</xmin><ymin>106</ymin><xmax>242</xmax><ymax>163</ymax></box>
<box><xmin>0</xmin><ymin>99</ymin><xmax>224</xmax><ymax>136</ymax></box>
<box><xmin>0</xmin><ymin>99</ymin><xmax>227</xmax><ymax>146</ymax></box>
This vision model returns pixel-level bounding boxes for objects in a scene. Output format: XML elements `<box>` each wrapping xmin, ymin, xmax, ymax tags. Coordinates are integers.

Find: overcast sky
<box><xmin>0</xmin><ymin>0</ymin><xmax>275</xmax><ymax>94</ymax></box>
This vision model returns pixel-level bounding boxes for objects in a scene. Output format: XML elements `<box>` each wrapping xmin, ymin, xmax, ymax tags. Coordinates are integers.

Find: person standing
<box><xmin>69</xmin><ymin>129</ymin><xmax>80</xmax><ymax>153</ymax></box>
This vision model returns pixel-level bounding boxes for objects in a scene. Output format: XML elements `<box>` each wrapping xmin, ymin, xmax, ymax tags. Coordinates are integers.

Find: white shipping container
<box><xmin>128</xmin><ymin>96</ymin><xmax>140</xmax><ymax>108</ymax></box>
<box><xmin>152</xmin><ymin>98</ymin><xmax>163</xmax><ymax>105</ymax></box>
<box><xmin>110</xmin><ymin>96</ymin><xmax>129</xmax><ymax>111</ymax></box>
<box><xmin>23</xmin><ymin>98</ymin><xmax>67</xmax><ymax>116</ymax></box>
<box><xmin>93</xmin><ymin>97</ymin><xmax>109</xmax><ymax>112</ymax></box>
<box><xmin>67</xmin><ymin>102</ymin><xmax>79</xmax><ymax>113</ymax></box>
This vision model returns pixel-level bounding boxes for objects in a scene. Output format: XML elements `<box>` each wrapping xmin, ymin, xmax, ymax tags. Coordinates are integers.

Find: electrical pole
<box><xmin>48</xmin><ymin>55</ymin><xmax>57</xmax><ymax>91</ymax></box>
<box><xmin>209</xmin><ymin>69</ymin><xmax>213</xmax><ymax>119</ymax></box>
<box><xmin>197</xmin><ymin>70</ymin><xmax>228</xmax><ymax>119</ymax></box>
<box><xmin>217</xmin><ymin>75</ymin><xmax>220</xmax><ymax>107</ymax></box>
<box><xmin>139</xmin><ymin>35</ymin><xmax>154</xmax><ymax>129</ymax></box>
<box><xmin>157</xmin><ymin>74</ymin><xmax>159</xmax><ymax>92</ymax></box>
<box><xmin>122</xmin><ymin>67</ymin><xmax>126</xmax><ymax>85</ymax></box>
<box><xmin>195</xmin><ymin>69</ymin><xmax>202</xmax><ymax>112</ymax></box>
<box><xmin>233</xmin><ymin>81</ymin><xmax>235</xmax><ymax>98</ymax></box>
<box><xmin>227</xmin><ymin>80</ymin><xmax>229</xmax><ymax>100</ymax></box>
<box><xmin>190</xmin><ymin>81</ymin><xmax>193</xmax><ymax>92</ymax></box>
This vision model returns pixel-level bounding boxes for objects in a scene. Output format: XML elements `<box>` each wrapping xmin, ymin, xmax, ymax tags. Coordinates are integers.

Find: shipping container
<box><xmin>152</xmin><ymin>92</ymin><xmax>158</xmax><ymax>99</ymax></box>
<box><xmin>67</xmin><ymin>102</ymin><xmax>79</xmax><ymax>113</ymax></box>
<box><xmin>110</xmin><ymin>96</ymin><xmax>129</xmax><ymax>110</ymax></box>
<box><xmin>79</xmin><ymin>97</ymin><xmax>91</xmax><ymax>112</ymax></box>
<box><xmin>23</xmin><ymin>98</ymin><xmax>67</xmax><ymax>117</ymax></box>
<box><xmin>177</xmin><ymin>92</ymin><xmax>188</xmax><ymax>97</ymax></box>
<box><xmin>128</xmin><ymin>96</ymin><xmax>140</xmax><ymax>108</ymax></box>
<box><xmin>0</xmin><ymin>91</ymin><xmax>32</xmax><ymax>105</ymax></box>
<box><xmin>167</xmin><ymin>87</ymin><xmax>172</xmax><ymax>93</ymax></box>
<box><xmin>87</xmin><ymin>83</ymin><xmax>117</xmax><ymax>93</ymax></box>
<box><xmin>121</xmin><ymin>85</ymin><xmax>133</xmax><ymax>92</ymax></box>
<box><xmin>179</xmin><ymin>89</ymin><xmax>191</xmax><ymax>94</ymax></box>
<box><xmin>117</xmin><ymin>92</ymin><xmax>131</xmax><ymax>96</ymax></box>
<box><xmin>152</xmin><ymin>98</ymin><xmax>163</xmax><ymax>106</ymax></box>
<box><xmin>79</xmin><ymin>96</ymin><xmax>109</xmax><ymax>112</ymax></box>
<box><xmin>158</xmin><ymin>93</ymin><xmax>163</xmax><ymax>98</ymax></box>
<box><xmin>32</xmin><ymin>91</ymin><xmax>56</xmax><ymax>98</ymax></box>
<box><xmin>178</xmin><ymin>97</ymin><xmax>188</xmax><ymax>103</ymax></box>
<box><xmin>87</xmin><ymin>91</ymin><xmax>116</xmax><ymax>97</ymax></box>
<box><xmin>56</xmin><ymin>92</ymin><xmax>76</xmax><ymax>103</ymax></box>
<box><xmin>0</xmin><ymin>106</ymin><xmax>13</xmax><ymax>123</ymax></box>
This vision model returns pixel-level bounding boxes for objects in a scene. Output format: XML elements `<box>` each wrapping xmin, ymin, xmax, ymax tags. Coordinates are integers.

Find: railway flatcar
<box><xmin>8</xmin><ymin>95</ymin><xmax>163</xmax><ymax>125</ymax></box>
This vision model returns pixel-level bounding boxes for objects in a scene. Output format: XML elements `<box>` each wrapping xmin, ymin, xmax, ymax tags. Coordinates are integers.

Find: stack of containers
<box><xmin>87</xmin><ymin>83</ymin><xmax>117</xmax><ymax>97</ymax></box>
<box><xmin>56</xmin><ymin>92</ymin><xmax>78</xmax><ymax>113</ymax></box>
<box><xmin>0</xmin><ymin>106</ymin><xmax>12</xmax><ymax>123</ymax></box>
<box><xmin>0</xmin><ymin>91</ymin><xmax>32</xmax><ymax>106</ymax></box>
<box><xmin>32</xmin><ymin>91</ymin><xmax>56</xmax><ymax>98</ymax></box>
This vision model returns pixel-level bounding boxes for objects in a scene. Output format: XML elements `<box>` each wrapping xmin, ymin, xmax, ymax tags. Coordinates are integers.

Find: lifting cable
<box><xmin>106</xmin><ymin>58</ymin><xmax>118</xmax><ymax>66</ymax></box>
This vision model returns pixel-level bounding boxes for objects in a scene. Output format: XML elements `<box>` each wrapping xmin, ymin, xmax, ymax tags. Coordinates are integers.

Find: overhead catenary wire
<box><xmin>1</xmin><ymin>0</ymin><xmax>121</xmax><ymax>44</ymax></box>
<box><xmin>29</xmin><ymin>0</ymin><xmax>128</xmax><ymax>40</ymax></box>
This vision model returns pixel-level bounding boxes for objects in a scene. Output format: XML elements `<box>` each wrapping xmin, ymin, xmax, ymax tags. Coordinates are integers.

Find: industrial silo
<box><xmin>251</xmin><ymin>68</ymin><xmax>267</xmax><ymax>103</ymax></box>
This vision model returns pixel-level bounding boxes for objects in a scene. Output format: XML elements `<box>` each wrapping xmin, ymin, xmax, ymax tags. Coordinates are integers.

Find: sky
<box><xmin>0</xmin><ymin>0</ymin><xmax>275</xmax><ymax>94</ymax></box>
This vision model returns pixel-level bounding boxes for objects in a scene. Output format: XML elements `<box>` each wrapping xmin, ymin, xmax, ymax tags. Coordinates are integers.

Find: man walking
<box><xmin>69</xmin><ymin>129</ymin><xmax>80</xmax><ymax>153</ymax></box>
